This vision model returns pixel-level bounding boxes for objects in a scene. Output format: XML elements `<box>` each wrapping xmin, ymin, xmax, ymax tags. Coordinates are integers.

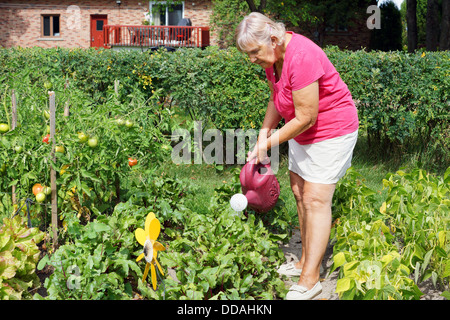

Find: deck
<box><xmin>103</xmin><ymin>25</ymin><xmax>210</xmax><ymax>49</ymax></box>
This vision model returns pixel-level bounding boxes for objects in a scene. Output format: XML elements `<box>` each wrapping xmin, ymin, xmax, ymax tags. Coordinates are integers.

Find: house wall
<box><xmin>0</xmin><ymin>0</ymin><xmax>215</xmax><ymax>48</ymax></box>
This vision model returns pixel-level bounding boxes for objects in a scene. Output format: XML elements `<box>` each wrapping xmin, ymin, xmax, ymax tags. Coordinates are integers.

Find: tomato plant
<box><xmin>0</xmin><ymin>67</ymin><xmax>170</xmax><ymax>228</ymax></box>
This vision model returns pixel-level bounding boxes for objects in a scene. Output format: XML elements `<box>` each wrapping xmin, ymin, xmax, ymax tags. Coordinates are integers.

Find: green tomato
<box><xmin>116</xmin><ymin>119</ymin><xmax>125</xmax><ymax>126</ymax></box>
<box><xmin>43</xmin><ymin>186</ymin><xmax>52</xmax><ymax>196</ymax></box>
<box><xmin>0</xmin><ymin>123</ymin><xmax>10</xmax><ymax>133</ymax></box>
<box><xmin>44</xmin><ymin>81</ymin><xmax>52</xmax><ymax>90</ymax></box>
<box><xmin>36</xmin><ymin>192</ymin><xmax>46</xmax><ymax>203</ymax></box>
<box><xmin>88</xmin><ymin>137</ymin><xmax>98</xmax><ymax>148</ymax></box>
<box><xmin>78</xmin><ymin>132</ymin><xmax>89</xmax><ymax>143</ymax></box>
<box><xmin>43</xmin><ymin>110</ymin><xmax>50</xmax><ymax>120</ymax></box>
<box><xmin>55</xmin><ymin>145</ymin><xmax>65</xmax><ymax>153</ymax></box>
<box><xmin>161</xmin><ymin>144</ymin><xmax>171</xmax><ymax>151</ymax></box>
<box><xmin>14</xmin><ymin>146</ymin><xmax>23</xmax><ymax>153</ymax></box>
<box><xmin>125</xmin><ymin>120</ymin><xmax>134</xmax><ymax>128</ymax></box>
<box><xmin>0</xmin><ymin>163</ymin><xmax>6</xmax><ymax>174</ymax></box>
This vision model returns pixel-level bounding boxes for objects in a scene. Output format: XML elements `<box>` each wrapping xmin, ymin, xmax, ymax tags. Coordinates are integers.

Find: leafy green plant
<box><xmin>331</xmin><ymin>219</ymin><xmax>422</xmax><ymax>300</ymax></box>
<box><xmin>0</xmin><ymin>215</ymin><xmax>44</xmax><ymax>300</ymax></box>
<box><xmin>381</xmin><ymin>167</ymin><xmax>450</xmax><ymax>292</ymax></box>
<box><xmin>146</xmin><ymin>192</ymin><xmax>287</xmax><ymax>300</ymax></box>
<box><xmin>35</xmin><ymin>200</ymin><xmax>147</xmax><ymax>300</ymax></box>
<box><xmin>330</xmin><ymin>167</ymin><xmax>449</xmax><ymax>300</ymax></box>
<box><xmin>35</xmin><ymin>172</ymin><xmax>289</xmax><ymax>300</ymax></box>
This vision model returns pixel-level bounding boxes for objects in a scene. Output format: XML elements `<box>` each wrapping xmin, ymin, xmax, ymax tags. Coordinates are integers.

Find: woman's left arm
<box><xmin>264</xmin><ymin>80</ymin><xmax>319</xmax><ymax>152</ymax></box>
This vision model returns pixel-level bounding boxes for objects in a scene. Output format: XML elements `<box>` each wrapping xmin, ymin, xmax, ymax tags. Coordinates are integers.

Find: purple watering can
<box><xmin>239</xmin><ymin>159</ymin><xmax>280</xmax><ymax>213</ymax></box>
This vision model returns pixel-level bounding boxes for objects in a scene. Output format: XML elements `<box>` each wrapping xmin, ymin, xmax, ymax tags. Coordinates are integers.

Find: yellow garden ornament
<box><xmin>135</xmin><ymin>212</ymin><xmax>165</xmax><ymax>290</ymax></box>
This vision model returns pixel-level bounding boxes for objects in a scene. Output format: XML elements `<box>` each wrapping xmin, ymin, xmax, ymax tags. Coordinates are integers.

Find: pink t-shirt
<box><xmin>265</xmin><ymin>32</ymin><xmax>359</xmax><ymax>145</ymax></box>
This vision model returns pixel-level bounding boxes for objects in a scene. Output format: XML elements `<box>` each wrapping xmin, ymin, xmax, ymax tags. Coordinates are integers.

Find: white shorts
<box><xmin>288</xmin><ymin>130</ymin><xmax>358</xmax><ymax>184</ymax></box>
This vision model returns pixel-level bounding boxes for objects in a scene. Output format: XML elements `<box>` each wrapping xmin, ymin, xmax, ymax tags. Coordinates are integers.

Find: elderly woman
<box><xmin>236</xmin><ymin>12</ymin><xmax>359</xmax><ymax>300</ymax></box>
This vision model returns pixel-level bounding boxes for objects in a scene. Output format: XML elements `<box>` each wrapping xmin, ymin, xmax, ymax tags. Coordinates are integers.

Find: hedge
<box><xmin>326</xmin><ymin>48</ymin><xmax>449</xmax><ymax>170</ymax></box>
<box><xmin>0</xmin><ymin>46</ymin><xmax>448</xmax><ymax>170</ymax></box>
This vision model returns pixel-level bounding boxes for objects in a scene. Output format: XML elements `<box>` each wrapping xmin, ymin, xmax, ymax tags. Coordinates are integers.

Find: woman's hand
<box><xmin>247</xmin><ymin>142</ymin><xmax>270</xmax><ymax>164</ymax></box>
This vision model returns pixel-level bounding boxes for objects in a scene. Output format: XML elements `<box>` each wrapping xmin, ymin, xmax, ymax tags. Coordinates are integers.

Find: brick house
<box><xmin>0</xmin><ymin>0</ymin><xmax>214</xmax><ymax>48</ymax></box>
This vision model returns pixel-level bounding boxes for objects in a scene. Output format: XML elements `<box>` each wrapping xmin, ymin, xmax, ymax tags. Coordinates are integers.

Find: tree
<box><xmin>401</xmin><ymin>0</ymin><xmax>448</xmax><ymax>51</ymax></box>
<box><xmin>244</xmin><ymin>0</ymin><xmax>267</xmax><ymax>13</ymax></box>
<box><xmin>370</xmin><ymin>1</ymin><xmax>403</xmax><ymax>51</ymax></box>
<box><xmin>211</xmin><ymin>0</ymin><xmax>387</xmax><ymax>49</ymax></box>
<box><xmin>426</xmin><ymin>0</ymin><xmax>440</xmax><ymax>51</ymax></box>
<box><xmin>439</xmin><ymin>0</ymin><xmax>450</xmax><ymax>50</ymax></box>
<box><xmin>210</xmin><ymin>0</ymin><xmax>249</xmax><ymax>48</ymax></box>
<box><xmin>407</xmin><ymin>0</ymin><xmax>418</xmax><ymax>52</ymax></box>
<box><xmin>244</xmin><ymin>0</ymin><xmax>375</xmax><ymax>47</ymax></box>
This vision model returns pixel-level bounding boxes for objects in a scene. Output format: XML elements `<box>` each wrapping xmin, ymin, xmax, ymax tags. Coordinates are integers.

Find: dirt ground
<box><xmin>279</xmin><ymin>228</ymin><xmax>446</xmax><ymax>300</ymax></box>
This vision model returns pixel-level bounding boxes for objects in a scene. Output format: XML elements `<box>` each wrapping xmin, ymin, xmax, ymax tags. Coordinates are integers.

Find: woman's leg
<box><xmin>289</xmin><ymin>172</ymin><xmax>306</xmax><ymax>270</ymax></box>
<box><xmin>289</xmin><ymin>171</ymin><xmax>336</xmax><ymax>289</ymax></box>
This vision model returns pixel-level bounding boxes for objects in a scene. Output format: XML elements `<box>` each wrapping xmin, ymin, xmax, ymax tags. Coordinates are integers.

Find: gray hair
<box><xmin>235</xmin><ymin>12</ymin><xmax>286</xmax><ymax>52</ymax></box>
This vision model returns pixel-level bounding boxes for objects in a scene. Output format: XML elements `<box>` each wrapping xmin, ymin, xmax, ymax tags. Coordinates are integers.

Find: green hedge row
<box><xmin>0</xmin><ymin>46</ymin><xmax>448</xmax><ymax>169</ymax></box>
<box><xmin>326</xmin><ymin>48</ymin><xmax>449</xmax><ymax>170</ymax></box>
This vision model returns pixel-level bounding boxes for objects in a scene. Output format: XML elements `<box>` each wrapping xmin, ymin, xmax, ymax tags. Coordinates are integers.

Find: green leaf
<box><xmin>441</xmin><ymin>291</ymin><xmax>450</xmax><ymax>300</ymax></box>
<box><xmin>442</xmin><ymin>259</ymin><xmax>450</xmax><ymax>278</ymax></box>
<box><xmin>92</xmin><ymin>221</ymin><xmax>110</xmax><ymax>233</ymax></box>
<box><xmin>333</xmin><ymin>252</ymin><xmax>347</xmax><ymax>269</ymax></box>
<box><xmin>421</xmin><ymin>249</ymin><xmax>434</xmax><ymax>273</ymax></box>
<box><xmin>37</xmin><ymin>254</ymin><xmax>50</xmax><ymax>271</ymax></box>
<box><xmin>336</xmin><ymin>277</ymin><xmax>352</xmax><ymax>293</ymax></box>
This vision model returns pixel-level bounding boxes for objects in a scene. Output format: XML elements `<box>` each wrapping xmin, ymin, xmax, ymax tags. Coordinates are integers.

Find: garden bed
<box><xmin>1</xmin><ymin>46</ymin><xmax>448</xmax><ymax>300</ymax></box>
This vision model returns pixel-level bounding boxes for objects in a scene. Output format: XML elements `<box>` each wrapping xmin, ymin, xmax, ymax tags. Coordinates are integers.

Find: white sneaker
<box><xmin>286</xmin><ymin>281</ymin><xmax>322</xmax><ymax>300</ymax></box>
<box><xmin>277</xmin><ymin>262</ymin><xmax>302</xmax><ymax>277</ymax></box>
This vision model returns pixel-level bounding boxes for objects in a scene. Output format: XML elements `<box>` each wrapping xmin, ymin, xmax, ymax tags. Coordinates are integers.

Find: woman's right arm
<box><xmin>260</xmin><ymin>81</ymin><xmax>282</xmax><ymax>134</ymax></box>
<box><xmin>247</xmin><ymin>82</ymin><xmax>282</xmax><ymax>162</ymax></box>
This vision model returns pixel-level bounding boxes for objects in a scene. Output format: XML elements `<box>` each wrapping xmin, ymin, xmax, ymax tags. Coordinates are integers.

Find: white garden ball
<box><xmin>230</xmin><ymin>193</ymin><xmax>248</xmax><ymax>212</ymax></box>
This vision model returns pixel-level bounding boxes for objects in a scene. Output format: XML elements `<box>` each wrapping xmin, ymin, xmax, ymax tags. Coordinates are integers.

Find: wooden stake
<box><xmin>49</xmin><ymin>91</ymin><xmax>58</xmax><ymax>247</ymax></box>
<box><xmin>114</xmin><ymin>79</ymin><xmax>119</xmax><ymax>95</ymax></box>
<box><xmin>11</xmin><ymin>90</ymin><xmax>17</xmax><ymax>205</ymax></box>
<box><xmin>64</xmin><ymin>80</ymin><xmax>70</xmax><ymax>117</ymax></box>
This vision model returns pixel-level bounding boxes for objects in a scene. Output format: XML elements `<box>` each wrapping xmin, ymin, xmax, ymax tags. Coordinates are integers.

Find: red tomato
<box><xmin>43</xmin><ymin>134</ymin><xmax>50</xmax><ymax>144</ymax></box>
<box><xmin>128</xmin><ymin>158</ymin><xmax>138</xmax><ymax>167</ymax></box>
<box><xmin>32</xmin><ymin>183</ymin><xmax>44</xmax><ymax>196</ymax></box>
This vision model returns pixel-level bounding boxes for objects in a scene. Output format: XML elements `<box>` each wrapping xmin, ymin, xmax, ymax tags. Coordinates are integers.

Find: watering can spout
<box><xmin>239</xmin><ymin>159</ymin><xmax>280</xmax><ymax>213</ymax></box>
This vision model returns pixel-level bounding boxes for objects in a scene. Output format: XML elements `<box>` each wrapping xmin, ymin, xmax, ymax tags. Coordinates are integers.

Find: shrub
<box><xmin>326</xmin><ymin>48</ymin><xmax>449</xmax><ymax>171</ymax></box>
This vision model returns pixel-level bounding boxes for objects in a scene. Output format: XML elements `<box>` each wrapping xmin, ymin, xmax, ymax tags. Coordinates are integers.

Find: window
<box><xmin>325</xmin><ymin>22</ymin><xmax>349</xmax><ymax>34</ymax></box>
<box><xmin>149</xmin><ymin>1</ymin><xmax>184</xmax><ymax>26</ymax></box>
<box><xmin>42</xmin><ymin>15</ymin><xmax>60</xmax><ymax>37</ymax></box>
<box><xmin>96</xmin><ymin>20</ymin><xmax>104</xmax><ymax>31</ymax></box>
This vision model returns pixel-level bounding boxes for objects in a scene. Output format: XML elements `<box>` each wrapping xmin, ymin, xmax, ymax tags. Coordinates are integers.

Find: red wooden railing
<box><xmin>103</xmin><ymin>25</ymin><xmax>210</xmax><ymax>49</ymax></box>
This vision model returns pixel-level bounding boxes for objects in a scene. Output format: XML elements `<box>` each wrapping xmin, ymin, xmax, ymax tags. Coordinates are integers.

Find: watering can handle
<box><xmin>246</xmin><ymin>158</ymin><xmax>272</xmax><ymax>187</ymax></box>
